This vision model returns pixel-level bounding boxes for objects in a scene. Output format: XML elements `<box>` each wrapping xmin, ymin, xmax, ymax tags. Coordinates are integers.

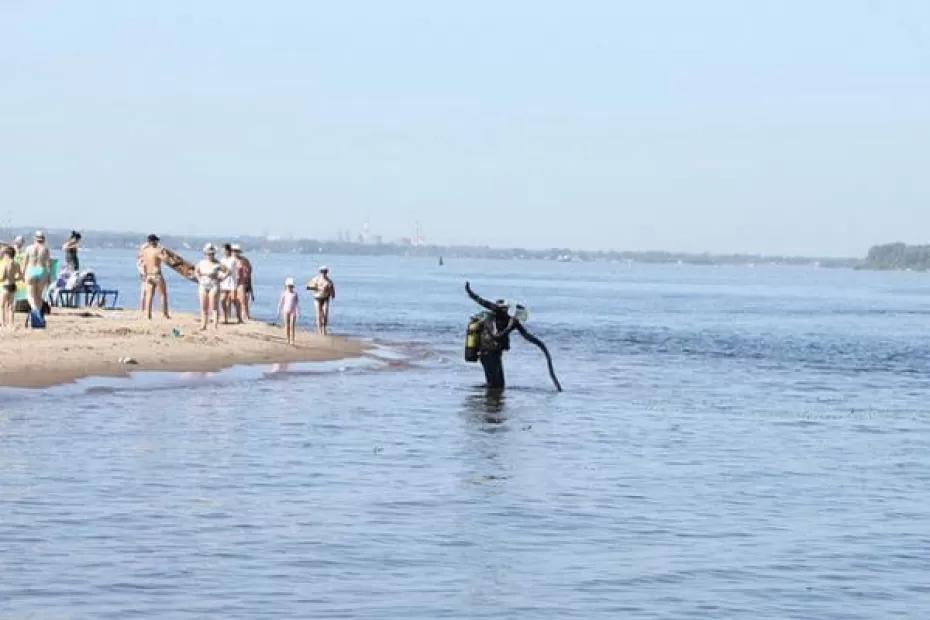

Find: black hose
<box><xmin>513</xmin><ymin>321</ymin><xmax>563</xmax><ymax>392</ymax></box>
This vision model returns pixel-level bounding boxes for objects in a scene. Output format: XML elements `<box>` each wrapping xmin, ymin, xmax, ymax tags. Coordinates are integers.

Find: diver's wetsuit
<box><xmin>478</xmin><ymin>314</ymin><xmax>509</xmax><ymax>388</ymax></box>
<box><xmin>467</xmin><ymin>283</ymin><xmax>515</xmax><ymax>389</ymax></box>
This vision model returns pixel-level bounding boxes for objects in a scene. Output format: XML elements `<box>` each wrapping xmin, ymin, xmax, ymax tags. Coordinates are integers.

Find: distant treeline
<box><xmin>0</xmin><ymin>227</ymin><xmax>859</xmax><ymax>268</ymax></box>
<box><xmin>863</xmin><ymin>242</ymin><xmax>930</xmax><ymax>271</ymax></box>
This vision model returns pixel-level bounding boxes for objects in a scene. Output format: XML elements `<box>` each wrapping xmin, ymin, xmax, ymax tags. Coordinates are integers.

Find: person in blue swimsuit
<box><xmin>21</xmin><ymin>230</ymin><xmax>51</xmax><ymax>320</ymax></box>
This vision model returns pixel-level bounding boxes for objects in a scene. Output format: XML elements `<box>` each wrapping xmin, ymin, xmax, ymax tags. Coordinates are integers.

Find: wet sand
<box><xmin>0</xmin><ymin>309</ymin><xmax>368</xmax><ymax>388</ymax></box>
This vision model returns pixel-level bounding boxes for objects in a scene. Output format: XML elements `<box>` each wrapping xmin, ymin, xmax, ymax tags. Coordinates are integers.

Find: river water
<box><xmin>1</xmin><ymin>250</ymin><xmax>928</xmax><ymax>618</ymax></box>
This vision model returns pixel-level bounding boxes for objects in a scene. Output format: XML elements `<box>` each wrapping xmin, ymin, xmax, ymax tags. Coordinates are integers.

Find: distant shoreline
<box><xmin>0</xmin><ymin>309</ymin><xmax>368</xmax><ymax>389</ymax></box>
<box><xmin>861</xmin><ymin>242</ymin><xmax>930</xmax><ymax>272</ymax></box>
<box><xmin>0</xmin><ymin>227</ymin><xmax>861</xmax><ymax>269</ymax></box>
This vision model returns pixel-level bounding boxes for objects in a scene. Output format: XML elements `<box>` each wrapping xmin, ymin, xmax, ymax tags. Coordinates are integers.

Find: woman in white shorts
<box><xmin>219</xmin><ymin>243</ymin><xmax>240</xmax><ymax>324</ymax></box>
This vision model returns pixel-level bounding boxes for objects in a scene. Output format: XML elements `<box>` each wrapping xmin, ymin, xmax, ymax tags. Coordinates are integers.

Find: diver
<box><xmin>464</xmin><ymin>281</ymin><xmax>562</xmax><ymax>392</ymax></box>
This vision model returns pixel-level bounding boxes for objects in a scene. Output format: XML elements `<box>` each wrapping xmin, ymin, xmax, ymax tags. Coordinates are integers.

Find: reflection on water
<box><xmin>464</xmin><ymin>387</ymin><xmax>508</xmax><ymax>424</ymax></box>
<box><xmin>179</xmin><ymin>370</ymin><xmax>216</xmax><ymax>381</ymax></box>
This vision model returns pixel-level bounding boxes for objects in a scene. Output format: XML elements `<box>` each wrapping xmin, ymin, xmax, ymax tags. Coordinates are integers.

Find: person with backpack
<box><xmin>464</xmin><ymin>281</ymin><xmax>562</xmax><ymax>392</ymax></box>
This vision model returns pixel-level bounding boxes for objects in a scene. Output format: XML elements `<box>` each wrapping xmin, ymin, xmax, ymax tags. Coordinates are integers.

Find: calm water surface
<box><xmin>1</xmin><ymin>251</ymin><xmax>929</xmax><ymax>618</ymax></box>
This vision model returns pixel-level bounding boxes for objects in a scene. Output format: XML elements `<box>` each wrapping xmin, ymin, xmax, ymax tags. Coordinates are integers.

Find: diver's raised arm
<box><xmin>465</xmin><ymin>281</ymin><xmax>498</xmax><ymax>311</ymax></box>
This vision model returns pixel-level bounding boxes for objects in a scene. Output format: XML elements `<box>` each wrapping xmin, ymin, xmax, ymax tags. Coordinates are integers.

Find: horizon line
<box><xmin>0</xmin><ymin>224</ymin><xmax>865</xmax><ymax>262</ymax></box>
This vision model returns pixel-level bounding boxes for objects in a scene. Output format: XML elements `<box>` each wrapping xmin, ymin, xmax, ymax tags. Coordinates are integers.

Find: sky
<box><xmin>2</xmin><ymin>1</ymin><xmax>929</xmax><ymax>256</ymax></box>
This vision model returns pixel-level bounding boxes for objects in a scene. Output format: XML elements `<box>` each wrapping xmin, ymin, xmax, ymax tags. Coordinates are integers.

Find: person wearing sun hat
<box><xmin>194</xmin><ymin>243</ymin><xmax>230</xmax><ymax>330</ymax></box>
<box><xmin>277</xmin><ymin>277</ymin><xmax>300</xmax><ymax>345</ymax></box>
<box><xmin>306</xmin><ymin>265</ymin><xmax>336</xmax><ymax>335</ymax></box>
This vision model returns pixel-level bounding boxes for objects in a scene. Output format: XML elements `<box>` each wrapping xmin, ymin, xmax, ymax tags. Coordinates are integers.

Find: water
<box><xmin>1</xmin><ymin>250</ymin><xmax>929</xmax><ymax>618</ymax></box>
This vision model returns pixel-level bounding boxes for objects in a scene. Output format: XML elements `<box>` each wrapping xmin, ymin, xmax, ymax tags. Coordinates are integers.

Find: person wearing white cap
<box><xmin>194</xmin><ymin>243</ymin><xmax>230</xmax><ymax>330</ymax></box>
<box><xmin>305</xmin><ymin>265</ymin><xmax>336</xmax><ymax>335</ymax></box>
<box><xmin>277</xmin><ymin>277</ymin><xmax>300</xmax><ymax>345</ymax></box>
<box><xmin>21</xmin><ymin>230</ymin><xmax>51</xmax><ymax>321</ymax></box>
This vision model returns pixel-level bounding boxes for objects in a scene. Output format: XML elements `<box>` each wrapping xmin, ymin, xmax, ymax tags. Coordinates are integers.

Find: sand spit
<box><xmin>0</xmin><ymin>309</ymin><xmax>368</xmax><ymax>388</ymax></box>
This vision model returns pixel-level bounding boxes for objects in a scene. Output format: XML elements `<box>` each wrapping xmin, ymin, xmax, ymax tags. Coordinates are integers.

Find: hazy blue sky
<box><xmin>2</xmin><ymin>1</ymin><xmax>929</xmax><ymax>255</ymax></box>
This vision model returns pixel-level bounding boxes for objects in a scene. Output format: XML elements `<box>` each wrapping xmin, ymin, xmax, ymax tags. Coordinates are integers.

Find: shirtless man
<box><xmin>138</xmin><ymin>234</ymin><xmax>170</xmax><ymax>319</ymax></box>
<box><xmin>232</xmin><ymin>244</ymin><xmax>252</xmax><ymax>321</ymax></box>
<box><xmin>306</xmin><ymin>265</ymin><xmax>335</xmax><ymax>335</ymax></box>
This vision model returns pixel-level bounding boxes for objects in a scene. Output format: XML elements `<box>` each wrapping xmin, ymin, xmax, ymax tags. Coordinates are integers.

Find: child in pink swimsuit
<box><xmin>277</xmin><ymin>277</ymin><xmax>300</xmax><ymax>345</ymax></box>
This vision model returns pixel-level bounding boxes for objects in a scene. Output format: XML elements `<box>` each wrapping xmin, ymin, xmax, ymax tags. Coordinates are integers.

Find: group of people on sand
<box><xmin>138</xmin><ymin>234</ymin><xmax>336</xmax><ymax>341</ymax></box>
<box><xmin>0</xmin><ymin>230</ymin><xmax>83</xmax><ymax>330</ymax></box>
<box><xmin>193</xmin><ymin>242</ymin><xmax>254</xmax><ymax>330</ymax></box>
<box><xmin>138</xmin><ymin>235</ymin><xmax>254</xmax><ymax>330</ymax></box>
<box><xmin>0</xmin><ymin>229</ymin><xmax>337</xmax><ymax>344</ymax></box>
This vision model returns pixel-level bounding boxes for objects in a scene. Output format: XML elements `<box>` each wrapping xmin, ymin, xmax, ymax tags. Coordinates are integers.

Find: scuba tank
<box><xmin>464</xmin><ymin>314</ymin><xmax>483</xmax><ymax>362</ymax></box>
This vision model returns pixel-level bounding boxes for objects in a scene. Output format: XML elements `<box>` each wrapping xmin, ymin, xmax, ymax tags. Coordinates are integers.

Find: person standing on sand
<box><xmin>306</xmin><ymin>265</ymin><xmax>335</xmax><ymax>335</ymax></box>
<box><xmin>0</xmin><ymin>246</ymin><xmax>23</xmax><ymax>329</ymax></box>
<box><xmin>21</xmin><ymin>230</ymin><xmax>51</xmax><ymax>319</ymax></box>
<box><xmin>195</xmin><ymin>244</ymin><xmax>230</xmax><ymax>330</ymax></box>
<box><xmin>219</xmin><ymin>243</ymin><xmax>241</xmax><ymax>324</ymax></box>
<box><xmin>138</xmin><ymin>234</ymin><xmax>170</xmax><ymax>320</ymax></box>
<box><xmin>232</xmin><ymin>244</ymin><xmax>252</xmax><ymax>322</ymax></box>
<box><xmin>62</xmin><ymin>231</ymin><xmax>82</xmax><ymax>272</ymax></box>
<box><xmin>277</xmin><ymin>277</ymin><xmax>300</xmax><ymax>345</ymax></box>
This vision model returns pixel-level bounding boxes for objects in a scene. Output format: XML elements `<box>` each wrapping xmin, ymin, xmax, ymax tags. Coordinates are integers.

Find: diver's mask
<box><xmin>513</xmin><ymin>304</ymin><xmax>529</xmax><ymax>323</ymax></box>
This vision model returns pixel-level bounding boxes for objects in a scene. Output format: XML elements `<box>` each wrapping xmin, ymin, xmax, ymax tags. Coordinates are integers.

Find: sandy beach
<box><xmin>0</xmin><ymin>308</ymin><xmax>369</xmax><ymax>388</ymax></box>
